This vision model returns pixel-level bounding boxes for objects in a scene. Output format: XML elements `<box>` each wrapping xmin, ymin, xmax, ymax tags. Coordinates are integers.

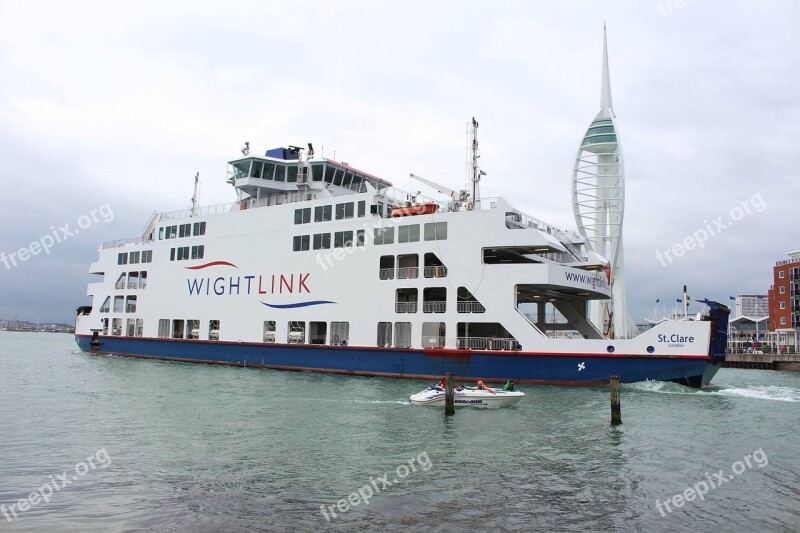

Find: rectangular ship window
<box><xmin>158</xmin><ymin>319</ymin><xmax>170</xmax><ymax>338</ymax></box>
<box><xmin>334</xmin><ymin>231</ymin><xmax>354</xmax><ymax>248</ymax></box>
<box><xmin>424</xmin><ymin>222</ymin><xmax>447</xmax><ymax>241</ymax></box>
<box><xmin>377</xmin><ymin>322</ymin><xmax>392</xmax><ymax>347</ymax></box>
<box><xmin>313</xmin><ymin>233</ymin><xmax>331</xmax><ymax>250</ymax></box>
<box><xmin>330</xmin><ymin>322</ymin><xmax>349</xmax><ymax>345</ymax></box>
<box><xmin>398</xmin><ymin>225</ymin><xmax>420</xmax><ymax>243</ymax></box>
<box><xmin>293</xmin><ymin>235</ymin><xmax>310</xmax><ymax>251</ymax></box>
<box><xmin>335</xmin><ymin>202</ymin><xmax>354</xmax><ymax>220</ymax></box>
<box><xmin>193</xmin><ymin>222</ymin><xmax>206</xmax><ymax>236</ymax></box>
<box><xmin>314</xmin><ymin>205</ymin><xmax>332</xmax><ymax>222</ymax></box>
<box><xmin>358</xmin><ymin>201</ymin><xmax>366</xmax><ymax>217</ymax></box>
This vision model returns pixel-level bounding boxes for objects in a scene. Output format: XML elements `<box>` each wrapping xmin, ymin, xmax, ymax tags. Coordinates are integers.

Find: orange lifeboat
<box><xmin>391</xmin><ymin>203</ymin><xmax>438</xmax><ymax>217</ymax></box>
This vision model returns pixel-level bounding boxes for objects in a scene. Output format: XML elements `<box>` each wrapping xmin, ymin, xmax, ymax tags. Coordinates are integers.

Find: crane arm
<box><xmin>409</xmin><ymin>173</ymin><xmax>458</xmax><ymax>200</ymax></box>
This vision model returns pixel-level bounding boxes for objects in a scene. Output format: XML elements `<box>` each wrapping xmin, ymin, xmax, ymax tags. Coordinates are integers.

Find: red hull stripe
<box><xmin>184</xmin><ymin>261</ymin><xmax>237</xmax><ymax>270</ymax></box>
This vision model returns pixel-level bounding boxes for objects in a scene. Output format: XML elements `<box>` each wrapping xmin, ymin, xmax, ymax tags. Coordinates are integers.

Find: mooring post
<box><xmin>610</xmin><ymin>375</ymin><xmax>621</xmax><ymax>425</ymax></box>
<box><xmin>445</xmin><ymin>373</ymin><xmax>455</xmax><ymax>416</ymax></box>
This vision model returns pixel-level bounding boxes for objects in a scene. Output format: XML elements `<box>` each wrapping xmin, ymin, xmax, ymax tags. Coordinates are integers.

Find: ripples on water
<box><xmin>0</xmin><ymin>332</ymin><xmax>798</xmax><ymax>532</ymax></box>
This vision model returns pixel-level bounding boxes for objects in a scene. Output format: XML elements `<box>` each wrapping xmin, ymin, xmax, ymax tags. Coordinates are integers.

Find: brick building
<box><xmin>768</xmin><ymin>250</ymin><xmax>800</xmax><ymax>351</ymax></box>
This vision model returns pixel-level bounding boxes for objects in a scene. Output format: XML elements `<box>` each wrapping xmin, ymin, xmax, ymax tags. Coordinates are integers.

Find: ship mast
<box><xmin>191</xmin><ymin>172</ymin><xmax>200</xmax><ymax>217</ymax></box>
<box><xmin>467</xmin><ymin>117</ymin><xmax>484</xmax><ymax>211</ymax></box>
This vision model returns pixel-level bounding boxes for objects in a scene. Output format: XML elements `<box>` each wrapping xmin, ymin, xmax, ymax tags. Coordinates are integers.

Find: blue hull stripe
<box><xmin>75</xmin><ymin>335</ymin><xmax>721</xmax><ymax>387</ymax></box>
<box><xmin>260</xmin><ymin>300</ymin><xmax>336</xmax><ymax>309</ymax></box>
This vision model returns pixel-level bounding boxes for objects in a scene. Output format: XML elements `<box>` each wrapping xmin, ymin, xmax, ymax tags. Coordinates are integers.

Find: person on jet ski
<box><xmin>476</xmin><ymin>380</ymin><xmax>495</xmax><ymax>394</ymax></box>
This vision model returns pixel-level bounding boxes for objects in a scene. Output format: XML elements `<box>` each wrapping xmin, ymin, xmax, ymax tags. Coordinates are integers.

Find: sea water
<box><xmin>0</xmin><ymin>332</ymin><xmax>798</xmax><ymax>532</ymax></box>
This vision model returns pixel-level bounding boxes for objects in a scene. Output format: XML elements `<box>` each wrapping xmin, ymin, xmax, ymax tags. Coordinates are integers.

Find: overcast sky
<box><xmin>0</xmin><ymin>0</ymin><xmax>797</xmax><ymax>325</ymax></box>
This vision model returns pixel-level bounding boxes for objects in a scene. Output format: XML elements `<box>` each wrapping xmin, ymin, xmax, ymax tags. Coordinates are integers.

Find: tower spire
<box><xmin>600</xmin><ymin>23</ymin><xmax>614</xmax><ymax>117</ymax></box>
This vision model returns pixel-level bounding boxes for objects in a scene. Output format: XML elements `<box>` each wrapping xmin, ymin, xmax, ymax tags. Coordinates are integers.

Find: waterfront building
<box><xmin>768</xmin><ymin>250</ymin><xmax>800</xmax><ymax>352</ymax></box>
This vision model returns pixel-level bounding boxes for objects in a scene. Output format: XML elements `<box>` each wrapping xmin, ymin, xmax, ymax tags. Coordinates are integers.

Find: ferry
<box><xmin>74</xmin><ymin>124</ymin><xmax>729</xmax><ymax>387</ymax></box>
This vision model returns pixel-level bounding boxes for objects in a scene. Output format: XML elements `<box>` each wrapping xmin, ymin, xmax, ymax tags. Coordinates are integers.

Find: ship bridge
<box><xmin>227</xmin><ymin>146</ymin><xmax>392</xmax><ymax>199</ymax></box>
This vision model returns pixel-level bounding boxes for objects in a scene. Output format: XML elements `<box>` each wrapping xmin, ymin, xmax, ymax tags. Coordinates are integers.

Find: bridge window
<box><xmin>324</xmin><ymin>165</ymin><xmax>336</xmax><ymax>183</ymax></box>
<box><xmin>274</xmin><ymin>165</ymin><xmax>286</xmax><ymax>182</ymax></box>
<box><xmin>262</xmin><ymin>162</ymin><xmax>276</xmax><ymax>180</ymax></box>
<box><xmin>231</xmin><ymin>160</ymin><xmax>251</xmax><ymax>179</ymax></box>
<box><xmin>251</xmin><ymin>160</ymin><xmax>263</xmax><ymax>178</ymax></box>
<box><xmin>311</xmin><ymin>164</ymin><xmax>323</xmax><ymax>182</ymax></box>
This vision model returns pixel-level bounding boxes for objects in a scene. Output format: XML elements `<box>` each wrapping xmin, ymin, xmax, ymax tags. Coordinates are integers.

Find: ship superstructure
<box><xmin>75</xmin><ymin>131</ymin><xmax>728</xmax><ymax>387</ymax></box>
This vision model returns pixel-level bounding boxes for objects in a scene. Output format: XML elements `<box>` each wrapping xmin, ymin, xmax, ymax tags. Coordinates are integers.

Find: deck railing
<box><xmin>422</xmin><ymin>301</ymin><xmax>446</xmax><ymax>313</ymax></box>
<box><xmin>456</xmin><ymin>337</ymin><xmax>518</xmax><ymax>351</ymax></box>
<box><xmin>397</xmin><ymin>267</ymin><xmax>419</xmax><ymax>279</ymax></box>
<box><xmin>395</xmin><ymin>302</ymin><xmax>418</xmax><ymax>313</ymax></box>
<box><xmin>457</xmin><ymin>301</ymin><xmax>486</xmax><ymax>313</ymax></box>
<box><xmin>421</xmin><ymin>336</ymin><xmax>446</xmax><ymax>348</ymax></box>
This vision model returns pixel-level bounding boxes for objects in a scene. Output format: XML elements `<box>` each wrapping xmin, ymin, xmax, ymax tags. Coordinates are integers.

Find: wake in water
<box><xmin>625</xmin><ymin>380</ymin><xmax>800</xmax><ymax>402</ymax></box>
